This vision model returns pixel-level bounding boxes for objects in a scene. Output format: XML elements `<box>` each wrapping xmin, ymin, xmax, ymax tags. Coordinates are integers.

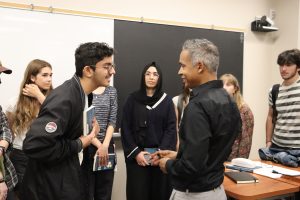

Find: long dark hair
<box><xmin>132</xmin><ymin>62</ymin><xmax>164</xmax><ymax>106</ymax></box>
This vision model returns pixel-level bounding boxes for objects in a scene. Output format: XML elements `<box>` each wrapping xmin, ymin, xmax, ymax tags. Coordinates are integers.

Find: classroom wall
<box><xmin>272</xmin><ymin>0</ymin><xmax>299</xmax><ymax>85</ymax></box>
<box><xmin>1</xmin><ymin>0</ymin><xmax>299</xmax><ymax>200</ymax></box>
<box><xmin>246</xmin><ymin>0</ymin><xmax>300</xmax><ymax>166</ymax></box>
<box><xmin>299</xmin><ymin>1</ymin><xmax>300</xmax><ymax>48</ymax></box>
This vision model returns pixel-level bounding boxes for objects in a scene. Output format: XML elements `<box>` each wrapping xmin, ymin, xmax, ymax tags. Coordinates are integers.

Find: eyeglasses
<box><xmin>145</xmin><ymin>72</ymin><xmax>159</xmax><ymax>78</ymax></box>
<box><xmin>90</xmin><ymin>63</ymin><xmax>115</xmax><ymax>72</ymax></box>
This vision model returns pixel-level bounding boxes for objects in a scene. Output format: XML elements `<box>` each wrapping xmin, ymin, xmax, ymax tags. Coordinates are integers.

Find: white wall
<box><xmin>272</xmin><ymin>0</ymin><xmax>299</xmax><ymax>84</ymax></box>
<box><xmin>0</xmin><ymin>7</ymin><xmax>114</xmax><ymax>107</ymax></box>
<box><xmin>1</xmin><ymin>1</ymin><xmax>299</xmax><ymax>200</ymax></box>
<box><xmin>299</xmin><ymin>1</ymin><xmax>300</xmax><ymax>48</ymax></box>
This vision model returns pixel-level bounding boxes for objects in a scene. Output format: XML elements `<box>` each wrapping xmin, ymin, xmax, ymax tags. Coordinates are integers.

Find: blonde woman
<box><xmin>172</xmin><ymin>85</ymin><xmax>190</xmax><ymax>150</ymax></box>
<box><xmin>6</xmin><ymin>59</ymin><xmax>53</xmax><ymax>198</ymax></box>
<box><xmin>220</xmin><ymin>73</ymin><xmax>254</xmax><ymax>160</ymax></box>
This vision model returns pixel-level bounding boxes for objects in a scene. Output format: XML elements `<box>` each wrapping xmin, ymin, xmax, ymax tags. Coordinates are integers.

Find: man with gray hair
<box><xmin>154</xmin><ymin>39</ymin><xmax>241</xmax><ymax>200</ymax></box>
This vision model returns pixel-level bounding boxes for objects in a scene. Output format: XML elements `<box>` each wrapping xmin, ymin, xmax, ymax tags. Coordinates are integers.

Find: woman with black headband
<box><xmin>121</xmin><ymin>62</ymin><xmax>177</xmax><ymax>200</ymax></box>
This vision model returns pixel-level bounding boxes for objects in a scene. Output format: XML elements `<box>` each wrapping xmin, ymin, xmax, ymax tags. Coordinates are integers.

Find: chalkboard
<box><xmin>114</xmin><ymin>20</ymin><xmax>244</xmax><ymax>129</ymax></box>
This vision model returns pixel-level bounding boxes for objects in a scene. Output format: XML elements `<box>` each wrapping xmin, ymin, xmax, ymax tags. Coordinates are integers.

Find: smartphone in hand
<box><xmin>144</xmin><ymin>154</ymin><xmax>151</xmax><ymax>165</ymax></box>
<box><xmin>144</xmin><ymin>148</ymin><xmax>159</xmax><ymax>154</ymax></box>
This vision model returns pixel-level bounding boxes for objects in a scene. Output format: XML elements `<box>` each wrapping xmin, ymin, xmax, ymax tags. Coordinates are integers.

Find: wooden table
<box><xmin>223</xmin><ymin>163</ymin><xmax>300</xmax><ymax>199</ymax></box>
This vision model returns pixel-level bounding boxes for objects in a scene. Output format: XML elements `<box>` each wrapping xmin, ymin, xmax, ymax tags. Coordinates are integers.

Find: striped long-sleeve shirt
<box><xmin>269</xmin><ymin>78</ymin><xmax>300</xmax><ymax>148</ymax></box>
<box><xmin>92</xmin><ymin>86</ymin><xmax>117</xmax><ymax>141</ymax></box>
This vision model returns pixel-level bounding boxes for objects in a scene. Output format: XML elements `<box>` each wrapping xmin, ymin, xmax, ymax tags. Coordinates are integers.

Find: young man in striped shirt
<box><xmin>266</xmin><ymin>49</ymin><xmax>300</xmax><ymax>148</ymax></box>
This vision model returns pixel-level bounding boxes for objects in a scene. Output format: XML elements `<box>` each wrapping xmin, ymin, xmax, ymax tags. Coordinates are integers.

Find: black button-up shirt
<box><xmin>166</xmin><ymin>80</ymin><xmax>241</xmax><ymax>192</ymax></box>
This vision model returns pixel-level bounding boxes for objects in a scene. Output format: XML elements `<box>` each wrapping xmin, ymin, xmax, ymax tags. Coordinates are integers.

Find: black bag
<box><xmin>271</xmin><ymin>84</ymin><xmax>280</xmax><ymax>124</ymax></box>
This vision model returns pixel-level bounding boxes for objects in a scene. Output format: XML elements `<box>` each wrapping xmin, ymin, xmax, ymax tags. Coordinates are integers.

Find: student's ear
<box><xmin>30</xmin><ymin>75</ymin><xmax>36</xmax><ymax>83</ymax></box>
<box><xmin>196</xmin><ymin>62</ymin><xmax>205</xmax><ymax>73</ymax></box>
<box><xmin>82</xmin><ymin>66</ymin><xmax>94</xmax><ymax>78</ymax></box>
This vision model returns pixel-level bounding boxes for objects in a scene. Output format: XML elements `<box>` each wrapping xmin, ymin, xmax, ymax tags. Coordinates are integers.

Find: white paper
<box><xmin>272</xmin><ymin>166</ymin><xmax>300</xmax><ymax>176</ymax></box>
<box><xmin>253</xmin><ymin>168</ymin><xmax>282</xmax><ymax>178</ymax></box>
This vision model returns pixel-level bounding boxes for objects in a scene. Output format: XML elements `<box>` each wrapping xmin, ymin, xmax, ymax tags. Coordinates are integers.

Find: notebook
<box><xmin>93</xmin><ymin>153</ymin><xmax>116</xmax><ymax>171</ymax></box>
<box><xmin>225</xmin><ymin>171</ymin><xmax>259</xmax><ymax>184</ymax></box>
<box><xmin>83</xmin><ymin>105</ymin><xmax>95</xmax><ymax>136</ymax></box>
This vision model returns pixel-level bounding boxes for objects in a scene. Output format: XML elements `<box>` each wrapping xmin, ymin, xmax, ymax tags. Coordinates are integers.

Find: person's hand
<box><xmin>91</xmin><ymin>117</ymin><xmax>100</xmax><ymax>138</ymax></box>
<box><xmin>135</xmin><ymin>151</ymin><xmax>150</xmax><ymax>167</ymax></box>
<box><xmin>155</xmin><ymin>150</ymin><xmax>177</xmax><ymax>159</ymax></box>
<box><xmin>22</xmin><ymin>84</ymin><xmax>46</xmax><ymax>104</ymax></box>
<box><xmin>80</xmin><ymin>118</ymin><xmax>98</xmax><ymax>148</ymax></box>
<box><xmin>96</xmin><ymin>143</ymin><xmax>109</xmax><ymax>166</ymax></box>
<box><xmin>150</xmin><ymin>152</ymin><xmax>160</xmax><ymax>166</ymax></box>
<box><xmin>22</xmin><ymin>84</ymin><xmax>42</xmax><ymax>99</ymax></box>
<box><xmin>159</xmin><ymin>157</ymin><xmax>170</xmax><ymax>174</ymax></box>
<box><xmin>266</xmin><ymin>141</ymin><xmax>272</xmax><ymax>148</ymax></box>
<box><xmin>0</xmin><ymin>182</ymin><xmax>8</xmax><ymax>200</ymax></box>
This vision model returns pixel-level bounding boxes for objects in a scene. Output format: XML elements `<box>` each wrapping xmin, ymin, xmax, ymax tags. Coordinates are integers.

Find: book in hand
<box><xmin>83</xmin><ymin>105</ymin><xmax>95</xmax><ymax>136</ymax></box>
<box><xmin>225</xmin><ymin>171</ymin><xmax>259</xmax><ymax>184</ymax></box>
<box><xmin>93</xmin><ymin>153</ymin><xmax>116</xmax><ymax>171</ymax></box>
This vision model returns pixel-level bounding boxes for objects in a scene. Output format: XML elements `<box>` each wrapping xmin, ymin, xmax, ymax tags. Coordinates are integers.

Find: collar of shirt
<box><xmin>73</xmin><ymin>74</ymin><xmax>85</xmax><ymax>108</ymax></box>
<box><xmin>190</xmin><ymin>80</ymin><xmax>223</xmax><ymax>99</ymax></box>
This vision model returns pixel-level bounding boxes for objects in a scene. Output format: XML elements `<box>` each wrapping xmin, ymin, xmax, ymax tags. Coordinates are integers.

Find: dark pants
<box><xmin>9</xmin><ymin>148</ymin><xmax>28</xmax><ymax>199</ymax></box>
<box><xmin>91</xmin><ymin>169</ymin><xmax>114</xmax><ymax>200</ymax></box>
<box><xmin>81</xmin><ymin>143</ymin><xmax>115</xmax><ymax>200</ymax></box>
<box><xmin>126</xmin><ymin>161</ymin><xmax>172</xmax><ymax>200</ymax></box>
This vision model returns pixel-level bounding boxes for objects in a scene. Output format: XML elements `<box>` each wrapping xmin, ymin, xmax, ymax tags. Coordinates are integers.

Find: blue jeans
<box><xmin>259</xmin><ymin>144</ymin><xmax>300</xmax><ymax>167</ymax></box>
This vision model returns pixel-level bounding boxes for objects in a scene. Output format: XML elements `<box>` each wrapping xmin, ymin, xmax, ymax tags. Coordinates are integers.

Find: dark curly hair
<box><xmin>75</xmin><ymin>42</ymin><xmax>114</xmax><ymax>77</ymax></box>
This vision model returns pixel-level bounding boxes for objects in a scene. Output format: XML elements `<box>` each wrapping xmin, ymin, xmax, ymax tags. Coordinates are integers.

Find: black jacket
<box><xmin>22</xmin><ymin>75</ymin><xmax>86</xmax><ymax>200</ymax></box>
<box><xmin>166</xmin><ymin>80</ymin><xmax>241</xmax><ymax>192</ymax></box>
<box><xmin>121</xmin><ymin>93</ymin><xmax>177</xmax><ymax>161</ymax></box>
